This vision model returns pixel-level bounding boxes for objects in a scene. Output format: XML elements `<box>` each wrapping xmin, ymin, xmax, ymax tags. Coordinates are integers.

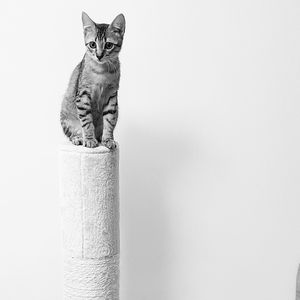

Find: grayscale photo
<box><xmin>0</xmin><ymin>1</ymin><xmax>299</xmax><ymax>299</ymax></box>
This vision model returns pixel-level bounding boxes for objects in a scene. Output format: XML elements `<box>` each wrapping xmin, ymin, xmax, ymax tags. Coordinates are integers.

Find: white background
<box><xmin>0</xmin><ymin>0</ymin><xmax>299</xmax><ymax>299</ymax></box>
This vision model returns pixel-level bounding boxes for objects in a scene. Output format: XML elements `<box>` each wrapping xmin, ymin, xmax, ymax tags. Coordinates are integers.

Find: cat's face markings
<box><xmin>81</xmin><ymin>12</ymin><xmax>125</xmax><ymax>63</ymax></box>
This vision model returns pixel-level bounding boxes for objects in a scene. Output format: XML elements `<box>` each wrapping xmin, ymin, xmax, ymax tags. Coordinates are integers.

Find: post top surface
<box><xmin>60</xmin><ymin>141</ymin><xmax>118</xmax><ymax>154</ymax></box>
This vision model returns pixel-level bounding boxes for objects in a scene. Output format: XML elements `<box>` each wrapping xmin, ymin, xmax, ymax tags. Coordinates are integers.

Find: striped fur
<box><xmin>60</xmin><ymin>12</ymin><xmax>125</xmax><ymax>148</ymax></box>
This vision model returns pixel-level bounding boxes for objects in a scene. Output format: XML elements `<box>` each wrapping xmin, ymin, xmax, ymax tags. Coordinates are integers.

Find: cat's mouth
<box><xmin>97</xmin><ymin>59</ymin><xmax>106</xmax><ymax>65</ymax></box>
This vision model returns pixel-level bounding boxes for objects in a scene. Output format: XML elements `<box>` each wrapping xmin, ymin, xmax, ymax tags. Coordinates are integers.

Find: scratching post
<box><xmin>59</xmin><ymin>143</ymin><xmax>119</xmax><ymax>300</ymax></box>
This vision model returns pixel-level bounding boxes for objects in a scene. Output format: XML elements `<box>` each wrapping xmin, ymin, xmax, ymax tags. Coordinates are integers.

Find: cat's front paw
<box><xmin>102</xmin><ymin>139</ymin><xmax>117</xmax><ymax>150</ymax></box>
<box><xmin>83</xmin><ymin>138</ymin><xmax>99</xmax><ymax>148</ymax></box>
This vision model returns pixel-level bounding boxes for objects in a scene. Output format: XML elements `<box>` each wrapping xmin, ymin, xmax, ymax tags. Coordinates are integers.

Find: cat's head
<box><xmin>82</xmin><ymin>12</ymin><xmax>125</xmax><ymax>64</ymax></box>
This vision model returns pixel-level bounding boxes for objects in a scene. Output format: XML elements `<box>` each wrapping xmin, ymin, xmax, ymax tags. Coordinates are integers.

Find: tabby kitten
<box><xmin>60</xmin><ymin>12</ymin><xmax>125</xmax><ymax>149</ymax></box>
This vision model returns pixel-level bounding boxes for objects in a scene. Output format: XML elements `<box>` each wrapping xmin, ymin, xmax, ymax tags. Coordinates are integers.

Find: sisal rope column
<box><xmin>59</xmin><ymin>143</ymin><xmax>119</xmax><ymax>300</ymax></box>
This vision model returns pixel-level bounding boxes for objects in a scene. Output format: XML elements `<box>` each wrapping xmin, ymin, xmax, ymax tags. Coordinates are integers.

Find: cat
<box><xmin>60</xmin><ymin>12</ymin><xmax>125</xmax><ymax>149</ymax></box>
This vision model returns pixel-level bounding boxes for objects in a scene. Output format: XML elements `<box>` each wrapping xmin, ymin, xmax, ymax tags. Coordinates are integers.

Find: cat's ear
<box><xmin>82</xmin><ymin>12</ymin><xmax>95</xmax><ymax>29</ymax></box>
<box><xmin>82</xmin><ymin>12</ymin><xmax>96</xmax><ymax>41</ymax></box>
<box><xmin>110</xmin><ymin>14</ymin><xmax>125</xmax><ymax>36</ymax></box>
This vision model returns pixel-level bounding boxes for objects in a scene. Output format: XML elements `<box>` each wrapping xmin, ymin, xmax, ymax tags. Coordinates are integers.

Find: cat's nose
<box><xmin>97</xmin><ymin>53</ymin><xmax>104</xmax><ymax>61</ymax></box>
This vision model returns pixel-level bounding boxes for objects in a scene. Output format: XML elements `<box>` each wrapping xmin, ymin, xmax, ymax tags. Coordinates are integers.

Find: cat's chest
<box><xmin>90</xmin><ymin>73</ymin><xmax>117</xmax><ymax>103</ymax></box>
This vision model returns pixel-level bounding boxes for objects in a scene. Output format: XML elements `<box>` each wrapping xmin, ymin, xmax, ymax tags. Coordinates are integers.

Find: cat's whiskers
<box><xmin>105</xmin><ymin>58</ymin><xmax>118</xmax><ymax>73</ymax></box>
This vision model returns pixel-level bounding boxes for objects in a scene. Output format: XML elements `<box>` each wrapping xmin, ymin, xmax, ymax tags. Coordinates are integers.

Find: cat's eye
<box><xmin>104</xmin><ymin>42</ymin><xmax>114</xmax><ymax>50</ymax></box>
<box><xmin>89</xmin><ymin>41</ymin><xmax>97</xmax><ymax>49</ymax></box>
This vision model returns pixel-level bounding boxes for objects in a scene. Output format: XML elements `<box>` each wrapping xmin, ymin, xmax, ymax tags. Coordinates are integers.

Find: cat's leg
<box><xmin>76</xmin><ymin>92</ymin><xmax>98</xmax><ymax>148</ymax></box>
<box><xmin>60</xmin><ymin>112</ymin><xmax>83</xmax><ymax>145</ymax></box>
<box><xmin>102</xmin><ymin>94</ymin><xmax>118</xmax><ymax>149</ymax></box>
<box><xmin>69</xmin><ymin>126</ymin><xmax>83</xmax><ymax>145</ymax></box>
<box><xmin>70</xmin><ymin>135</ymin><xmax>83</xmax><ymax>145</ymax></box>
